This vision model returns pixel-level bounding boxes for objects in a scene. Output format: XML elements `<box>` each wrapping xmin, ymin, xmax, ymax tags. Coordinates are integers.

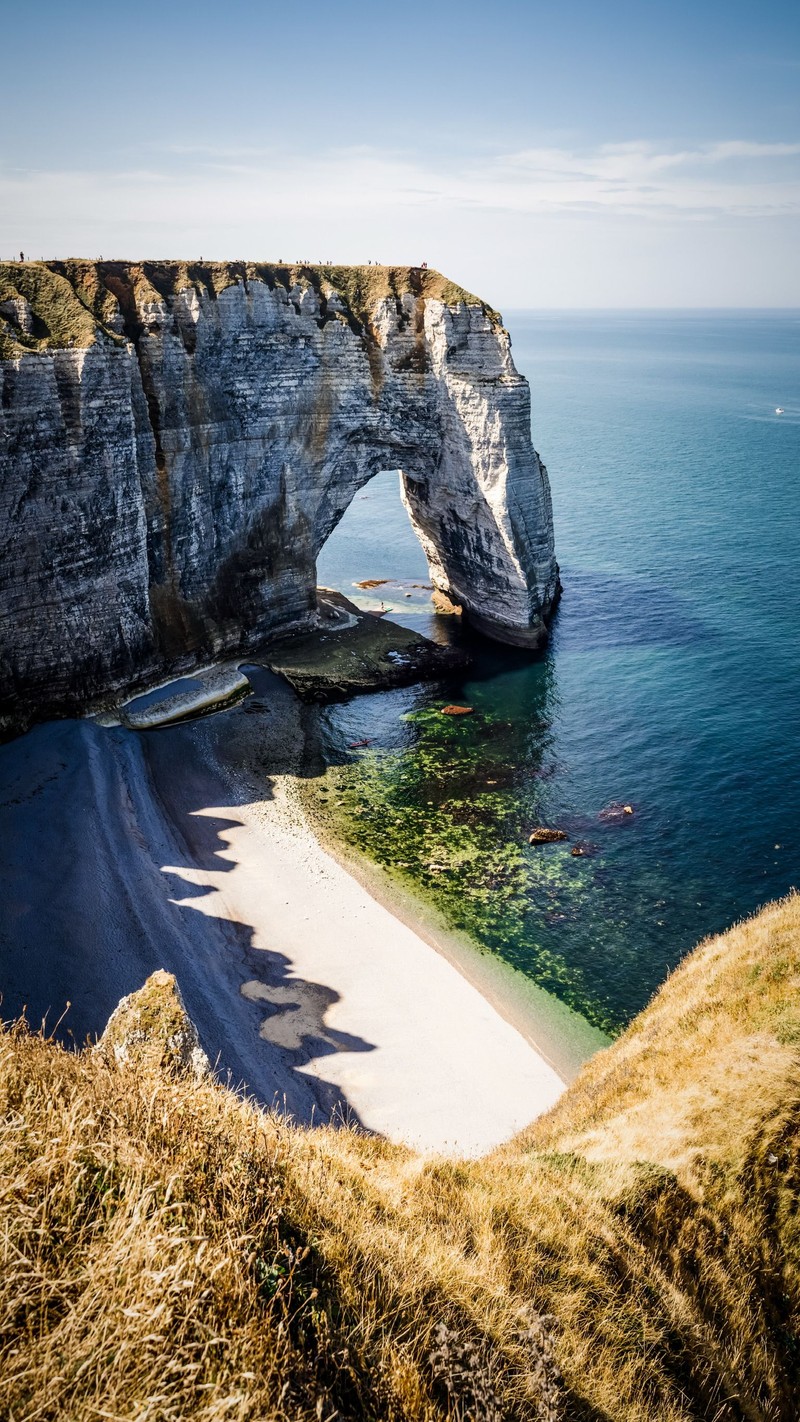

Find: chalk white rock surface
<box><xmin>0</xmin><ymin>262</ymin><xmax>559</xmax><ymax>728</ymax></box>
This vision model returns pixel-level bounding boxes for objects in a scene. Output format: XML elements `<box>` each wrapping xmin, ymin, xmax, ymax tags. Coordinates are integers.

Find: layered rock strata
<box><xmin>0</xmin><ymin>261</ymin><xmax>559</xmax><ymax>730</ymax></box>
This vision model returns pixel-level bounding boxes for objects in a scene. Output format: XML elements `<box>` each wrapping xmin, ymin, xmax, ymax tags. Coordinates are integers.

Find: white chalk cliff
<box><xmin>0</xmin><ymin>261</ymin><xmax>559</xmax><ymax>727</ymax></box>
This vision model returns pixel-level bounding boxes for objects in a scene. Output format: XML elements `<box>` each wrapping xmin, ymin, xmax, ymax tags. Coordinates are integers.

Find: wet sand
<box><xmin>0</xmin><ymin>675</ymin><xmax>565</xmax><ymax>1155</ymax></box>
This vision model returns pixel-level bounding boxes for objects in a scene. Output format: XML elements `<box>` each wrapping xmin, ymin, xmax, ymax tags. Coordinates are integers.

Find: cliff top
<box><xmin>0</xmin><ymin>259</ymin><xmax>501</xmax><ymax>359</ymax></box>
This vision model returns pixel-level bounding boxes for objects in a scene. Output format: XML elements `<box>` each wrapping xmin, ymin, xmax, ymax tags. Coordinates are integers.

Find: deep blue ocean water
<box><xmin>317</xmin><ymin>311</ymin><xmax>800</xmax><ymax>1032</ymax></box>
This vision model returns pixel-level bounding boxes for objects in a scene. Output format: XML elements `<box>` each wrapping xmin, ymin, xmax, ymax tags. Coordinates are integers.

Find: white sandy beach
<box><xmin>1</xmin><ymin>673</ymin><xmax>569</xmax><ymax>1157</ymax></box>
<box><xmin>163</xmin><ymin>761</ymin><xmax>565</xmax><ymax>1156</ymax></box>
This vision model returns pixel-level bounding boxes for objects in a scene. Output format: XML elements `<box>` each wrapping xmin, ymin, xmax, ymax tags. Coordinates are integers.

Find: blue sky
<box><xmin>2</xmin><ymin>0</ymin><xmax>799</xmax><ymax>305</ymax></box>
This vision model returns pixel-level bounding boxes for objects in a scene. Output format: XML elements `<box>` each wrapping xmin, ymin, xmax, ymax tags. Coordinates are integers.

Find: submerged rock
<box><xmin>598</xmin><ymin>802</ymin><xmax>636</xmax><ymax>823</ymax></box>
<box><xmin>96</xmin><ymin>970</ymin><xmax>210</xmax><ymax>1080</ymax></box>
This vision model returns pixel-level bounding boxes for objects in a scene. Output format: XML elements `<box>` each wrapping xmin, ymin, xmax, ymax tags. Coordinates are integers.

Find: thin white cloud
<box><xmin>479</xmin><ymin>139</ymin><xmax>800</xmax><ymax>214</ymax></box>
<box><xmin>703</xmin><ymin>140</ymin><xmax>800</xmax><ymax>160</ymax></box>
<box><xmin>3</xmin><ymin>138</ymin><xmax>797</xmax><ymax>243</ymax></box>
<box><xmin>1</xmin><ymin>138</ymin><xmax>798</xmax><ymax>308</ymax></box>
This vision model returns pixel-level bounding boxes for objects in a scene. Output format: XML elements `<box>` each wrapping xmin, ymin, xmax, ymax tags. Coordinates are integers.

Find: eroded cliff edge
<box><xmin>0</xmin><ymin>261</ymin><xmax>559</xmax><ymax>729</ymax></box>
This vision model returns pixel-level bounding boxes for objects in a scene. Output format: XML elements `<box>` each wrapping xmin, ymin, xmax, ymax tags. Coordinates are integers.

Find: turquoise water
<box><xmin>316</xmin><ymin>311</ymin><xmax>800</xmax><ymax>1034</ymax></box>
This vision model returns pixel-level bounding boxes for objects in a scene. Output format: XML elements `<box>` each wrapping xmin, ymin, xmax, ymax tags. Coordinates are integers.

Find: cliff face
<box><xmin>0</xmin><ymin>261</ymin><xmax>559</xmax><ymax>726</ymax></box>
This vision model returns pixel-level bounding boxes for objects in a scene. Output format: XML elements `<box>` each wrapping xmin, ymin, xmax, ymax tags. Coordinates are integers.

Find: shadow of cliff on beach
<box><xmin>0</xmin><ymin>694</ymin><xmax>374</xmax><ymax>1130</ymax></box>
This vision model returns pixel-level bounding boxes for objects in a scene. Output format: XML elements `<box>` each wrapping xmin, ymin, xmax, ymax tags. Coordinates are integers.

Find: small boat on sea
<box><xmin>775</xmin><ymin>407</ymin><xmax>785</xmax><ymax>415</ymax></box>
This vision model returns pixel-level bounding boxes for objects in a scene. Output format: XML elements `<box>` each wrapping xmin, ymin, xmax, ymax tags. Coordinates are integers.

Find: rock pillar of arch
<box><xmin>400</xmin><ymin>300</ymin><xmax>559</xmax><ymax>648</ymax></box>
<box><xmin>313</xmin><ymin>297</ymin><xmax>560</xmax><ymax>649</ymax></box>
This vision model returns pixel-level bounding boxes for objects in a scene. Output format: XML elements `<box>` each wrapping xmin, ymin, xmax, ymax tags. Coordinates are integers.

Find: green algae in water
<box><xmin>312</xmin><ymin>317</ymin><xmax>800</xmax><ymax>1039</ymax></box>
<box><xmin>307</xmin><ymin>701</ymin><xmax>629</xmax><ymax>1036</ymax></box>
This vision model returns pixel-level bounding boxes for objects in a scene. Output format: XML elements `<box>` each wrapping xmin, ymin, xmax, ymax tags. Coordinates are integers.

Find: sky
<box><xmin>2</xmin><ymin>0</ymin><xmax>799</xmax><ymax>307</ymax></box>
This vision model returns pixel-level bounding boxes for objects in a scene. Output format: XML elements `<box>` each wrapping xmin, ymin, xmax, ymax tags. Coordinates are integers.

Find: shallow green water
<box><xmin>306</xmin><ymin>702</ymin><xmax>628</xmax><ymax>1034</ymax></box>
<box><xmin>314</xmin><ymin>311</ymin><xmax>800</xmax><ymax>1036</ymax></box>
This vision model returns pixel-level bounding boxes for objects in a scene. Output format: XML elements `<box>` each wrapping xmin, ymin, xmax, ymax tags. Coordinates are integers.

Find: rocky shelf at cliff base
<box><xmin>261</xmin><ymin>589</ymin><xmax>469</xmax><ymax>701</ymax></box>
<box><xmin>114</xmin><ymin>661</ymin><xmax>252</xmax><ymax>729</ymax></box>
<box><xmin>0</xmin><ymin>260</ymin><xmax>558</xmax><ymax>735</ymax></box>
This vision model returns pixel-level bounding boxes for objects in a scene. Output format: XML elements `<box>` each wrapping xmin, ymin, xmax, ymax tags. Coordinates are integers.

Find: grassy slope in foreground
<box><xmin>2</xmin><ymin>895</ymin><xmax>799</xmax><ymax>1421</ymax></box>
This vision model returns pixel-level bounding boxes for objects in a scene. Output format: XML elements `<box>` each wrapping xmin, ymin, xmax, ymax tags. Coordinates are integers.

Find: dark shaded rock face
<box><xmin>0</xmin><ymin>261</ymin><xmax>559</xmax><ymax>731</ymax></box>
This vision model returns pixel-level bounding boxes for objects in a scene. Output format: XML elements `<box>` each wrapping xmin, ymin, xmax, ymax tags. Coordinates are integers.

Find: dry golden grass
<box><xmin>0</xmin><ymin>264</ymin><xmax>104</xmax><ymax>358</ymax></box>
<box><xmin>2</xmin><ymin>896</ymin><xmax>799</xmax><ymax>1420</ymax></box>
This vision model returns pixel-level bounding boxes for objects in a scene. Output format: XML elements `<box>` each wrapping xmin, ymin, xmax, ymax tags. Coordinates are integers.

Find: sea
<box><xmin>315</xmin><ymin>310</ymin><xmax>800</xmax><ymax>1037</ymax></box>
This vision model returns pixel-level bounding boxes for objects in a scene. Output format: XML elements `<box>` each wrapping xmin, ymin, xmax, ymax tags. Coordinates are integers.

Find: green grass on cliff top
<box><xmin>0</xmin><ymin>260</ymin><xmax>500</xmax><ymax>358</ymax></box>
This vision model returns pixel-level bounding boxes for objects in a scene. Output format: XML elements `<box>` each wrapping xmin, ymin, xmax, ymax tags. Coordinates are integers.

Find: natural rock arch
<box><xmin>297</xmin><ymin>281</ymin><xmax>559</xmax><ymax>643</ymax></box>
<box><xmin>0</xmin><ymin>261</ymin><xmax>560</xmax><ymax>727</ymax></box>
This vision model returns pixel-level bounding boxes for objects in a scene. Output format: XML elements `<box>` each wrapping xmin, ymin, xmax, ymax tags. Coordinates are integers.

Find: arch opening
<box><xmin>315</xmin><ymin>469</ymin><xmax>447</xmax><ymax>642</ymax></box>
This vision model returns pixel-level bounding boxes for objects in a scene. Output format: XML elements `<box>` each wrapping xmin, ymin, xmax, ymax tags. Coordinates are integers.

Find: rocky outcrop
<box><xmin>96</xmin><ymin>969</ymin><xmax>210</xmax><ymax>1080</ymax></box>
<box><xmin>262</xmin><ymin>590</ymin><xmax>469</xmax><ymax>701</ymax></box>
<box><xmin>0</xmin><ymin>261</ymin><xmax>559</xmax><ymax>729</ymax></box>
